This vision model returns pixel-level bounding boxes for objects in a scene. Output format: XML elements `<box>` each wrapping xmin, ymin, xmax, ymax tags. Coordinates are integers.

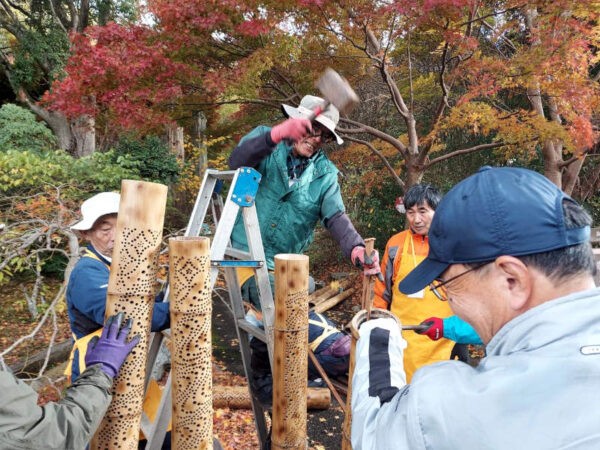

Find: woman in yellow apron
<box><xmin>373</xmin><ymin>184</ymin><xmax>457</xmax><ymax>382</ymax></box>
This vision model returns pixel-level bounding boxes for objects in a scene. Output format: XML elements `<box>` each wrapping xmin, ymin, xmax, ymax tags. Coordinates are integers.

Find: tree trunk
<box><xmin>26</xmin><ymin>100</ymin><xmax>74</xmax><ymax>151</ymax></box>
<box><xmin>562</xmin><ymin>154</ymin><xmax>586</xmax><ymax>196</ymax></box>
<box><xmin>71</xmin><ymin>114</ymin><xmax>96</xmax><ymax>157</ymax></box>
<box><xmin>541</xmin><ymin>140</ymin><xmax>563</xmax><ymax>190</ymax></box>
<box><xmin>405</xmin><ymin>156</ymin><xmax>425</xmax><ymax>190</ymax></box>
<box><xmin>193</xmin><ymin>111</ymin><xmax>208</xmax><ymax>180</ymax></box>
<box><xmin>167</xmin><ymin>123</ymin><xmax>185</xmax><ymax>161</ymax></box>
<box><xmin>19</xmin><ymin>90</ymin><xmax>96</xmax><ymax>155</ymax></box>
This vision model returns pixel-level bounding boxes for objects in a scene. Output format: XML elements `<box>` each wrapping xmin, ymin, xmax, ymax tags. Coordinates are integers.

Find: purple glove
<box><xmin>85</xmin><ymin>312</ymin><xmax>140</xmax><ymax>379</ymax></box>
<box><xmin>351</xmin><ymin>245</ymin><xmax>382</xmax><ymax>278</ymax></box>
<box><xmin>416</xmin><ymin>317</ymin><xmax>444</xmax><ymax>341</ymax></box>
<box><xmin>270</xmin><ymin>118</ymin><xmax>312</xmax><ymax>143</ymax></box>
<box><xmin>323</xmin><ymin>334</ymin><xmax>351</xmax><ymax>357</ymax></box>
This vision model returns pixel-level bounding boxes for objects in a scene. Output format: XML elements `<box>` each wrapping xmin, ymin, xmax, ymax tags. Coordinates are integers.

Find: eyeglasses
<box><xmin>309</xmin><ymin>123</ymin><xmax>334</xmax><ymax>143</ymax></box>
<box><xmin>429</xmin><ymin>261</ymin><xmax>492</xmax><ymax>301</ymax></box>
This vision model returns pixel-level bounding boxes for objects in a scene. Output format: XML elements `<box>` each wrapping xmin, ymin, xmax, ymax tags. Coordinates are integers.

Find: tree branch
<box><xmin>426</xmin><ymin>142</ymin><xmax>505</xmax><ymax>168</ymax></box>
<box><xmin>343</xmin><ymin>136</ymin><xmax>404</xmax><ymax>188</ymax></box>
<box><xmin>339</xmin><ymin>117</ymin><xmax>408</xmax><ymax>154</ymax></box>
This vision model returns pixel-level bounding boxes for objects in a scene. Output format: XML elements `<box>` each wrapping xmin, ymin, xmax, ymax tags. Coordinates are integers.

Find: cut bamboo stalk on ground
<box><xmin>312</xmin><ymin>288</ymin><xmax>356</xmax><ymax>314</ymax></box>
<box><xmin>309</xmin><ymin>278</ymin><xmax>354</xmax><ymax>306</ymax></box>
<box><xmin>212</xmin><ymin>386</ymin><xmax>330</xmax><ymax>410</ymax></box>
<box><xmin>91</xmin><ymin>180</ymin><xmax>168</xmax><ymax>450</ymax></box>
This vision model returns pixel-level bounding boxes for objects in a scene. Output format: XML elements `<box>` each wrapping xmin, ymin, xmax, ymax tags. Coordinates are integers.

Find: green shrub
<box><xmin>115</xmin><ymin>135</ymin><xmax>180</xmax><ymax>185</ymax></box>
<box><xmin>0</xmin><ymin>149</ymin><xmax>140</xmax><ymax>197</ymax></box>
<box><xmin>0</xmin><ymin>104</ymin><xmax>56</xmax><ymax>152</ymax></box>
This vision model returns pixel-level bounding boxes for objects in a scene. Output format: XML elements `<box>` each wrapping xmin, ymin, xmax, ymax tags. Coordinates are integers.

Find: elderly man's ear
<box><xmin>495</xmin><ymin>256</ymin><xmax>532</xmax><ymax>311</ymax></box>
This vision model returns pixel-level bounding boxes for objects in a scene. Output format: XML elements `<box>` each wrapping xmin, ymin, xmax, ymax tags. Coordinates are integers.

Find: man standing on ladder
<box><xmin>229</xmin><ymin>95</ymin><xmax>381</xmax><ymax>296</ymax></box>
<box><xmin>228</xmin><ymin>95</ymin><xmax>381</xmax><ymax>400</ymax></box>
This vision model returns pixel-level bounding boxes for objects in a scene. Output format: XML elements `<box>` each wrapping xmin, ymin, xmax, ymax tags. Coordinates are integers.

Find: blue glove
<box><xmin>85</xmin><ymin>312</ymin><xmax>140</xmax><ymax>379</ymax></box>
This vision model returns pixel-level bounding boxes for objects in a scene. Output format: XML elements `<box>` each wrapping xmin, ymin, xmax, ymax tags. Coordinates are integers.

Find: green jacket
<box><xmin>0</xmin><ymin>365</ymin><xmax>112</xmax><ymax>450</ymax></box>
<box><xmin>230</xmin><ymin>126</ymin><xmax>346</xmax><ymax>269</ymax></box>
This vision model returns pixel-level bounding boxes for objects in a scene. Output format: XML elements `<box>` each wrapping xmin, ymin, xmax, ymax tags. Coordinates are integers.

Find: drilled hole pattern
<box><xmin>112</xmin><ymin>228</ymin><xmax>162</xmax><ymax>295</ymax></box>
<box><xmin>273</xmin><ymin>288</ymin><xmax>308</xmax><ymax>448</ymax></box>
<box><xmin>170</xmin><ymin>253</ymin><xmax>213</xmax><ymax>449</ymax></box>
<box><xmin>94</xmin><ymin>227</ymin><xmax>163</xmax><ymax>450</ymax></box>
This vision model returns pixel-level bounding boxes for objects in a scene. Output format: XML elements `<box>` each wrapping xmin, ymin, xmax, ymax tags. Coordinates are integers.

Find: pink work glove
<box><xmin>270</xmin><ymin>118</ymin><xmax>312</xmax><ymax>143</ymax></box>
<box><xmin>416</xmin><ymin>317</ymin><xmax>444</xmax><ymax>341</ymax></box>
<box><xmin>351</xmin><ymin>245</ymin><xmax>382</xmax><ymax>277</ymax></box>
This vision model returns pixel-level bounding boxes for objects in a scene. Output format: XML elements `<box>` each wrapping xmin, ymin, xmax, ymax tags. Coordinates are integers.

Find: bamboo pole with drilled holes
<box><xmin>91</xmin><ymin>180</ymin><xmax>168</xmax><ymax>450</ymax></box>
<box><xmin>272</xmin><ymin>254</ymin><xmax>309</xmax><ymax>450</ymax></box>
<box><xmin>169</xmin><ymin>236</ymin><xmax>213</xmax><ymax>449</ymax></box>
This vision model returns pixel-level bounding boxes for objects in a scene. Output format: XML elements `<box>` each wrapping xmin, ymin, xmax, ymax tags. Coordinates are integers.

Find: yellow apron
<box><xmin>390</xmin><ymin>233</ymin><xmax>454</xmax><ymax>382</ymax></box>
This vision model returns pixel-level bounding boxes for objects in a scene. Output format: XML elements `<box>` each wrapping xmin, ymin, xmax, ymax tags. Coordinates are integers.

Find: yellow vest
<box><xmin>64</xmin><ymin>250</ymin><xmax>171</xmax><ymax>438</ymax></box>
<box><xmin>390</xmin><ymin>232</ymin><xmax>454</xmax><ymax>382</ymax></box>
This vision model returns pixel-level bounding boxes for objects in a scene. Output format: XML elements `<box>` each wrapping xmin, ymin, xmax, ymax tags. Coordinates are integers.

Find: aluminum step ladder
<box><xmin>142</xmin><ymin>167</ymin><xmax>275</xmax><ymax>449</ymax></box>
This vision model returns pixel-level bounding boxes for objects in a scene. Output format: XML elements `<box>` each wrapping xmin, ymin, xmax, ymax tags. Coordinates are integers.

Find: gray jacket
<box><xmin>352</xmin><ymin>287</ymin><xmax>600</xmax><ymax>449</ymax></box>
<box><xmin>0</xmin><ymin>364</ymin><xmax>112</xmax><ymax>450</ymax></box>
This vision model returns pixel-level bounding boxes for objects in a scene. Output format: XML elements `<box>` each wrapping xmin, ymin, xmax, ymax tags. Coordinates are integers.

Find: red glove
<box><xmin>416</xmin><ymin>317</ymin><xmax>444</xmax><ymax>341</ymax></box>
<box><xmin>351</xmin><ymin>245</ymin><xmax>382</xmax><ymax>277</ymax></box>
<box><xmin>270</xmin><ymin>118</ymin><xmax>312</xmax><ymax>143</ymax></box>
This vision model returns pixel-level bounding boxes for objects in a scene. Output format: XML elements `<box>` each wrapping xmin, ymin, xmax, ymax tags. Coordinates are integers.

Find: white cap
<box><xmin>281</xmin><ymin>95</ymin><xmax>344</xmax><ymax>145</ymax></box>
<box><xmin>71</xmin><ymin>192</ymin><xmax>120</xmax><ymax>231</ymax></box>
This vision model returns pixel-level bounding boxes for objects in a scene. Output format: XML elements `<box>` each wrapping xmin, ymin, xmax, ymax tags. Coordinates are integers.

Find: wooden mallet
<box><xmin>311</xmin><ymin>67</ymin><xmax>360</xmax><ymax>118</ymax></box>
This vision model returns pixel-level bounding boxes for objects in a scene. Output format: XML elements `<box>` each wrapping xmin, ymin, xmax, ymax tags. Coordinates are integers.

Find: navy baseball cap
<box><xmin>399</xmin><ymin>166</ymin><xmax>591</xmax><ymax>294</ymax></box>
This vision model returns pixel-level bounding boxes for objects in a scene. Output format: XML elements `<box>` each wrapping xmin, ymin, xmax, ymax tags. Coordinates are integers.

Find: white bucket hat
<box><xmin>71</xmin><ymin>192</ymin><xmax>120</xmax><ymax>231</ymax></box>
<box><xmin>281</xmin><ymin>95</ymin><xmax>344</xmax><ymax>145</ymax></box>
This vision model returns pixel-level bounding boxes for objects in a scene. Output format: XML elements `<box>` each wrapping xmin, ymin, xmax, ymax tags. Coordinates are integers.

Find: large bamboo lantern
<box><xmin>169</xmin><ymin>236</ymin><xmax>213</xmax><ymax>449</ymax></box>
<box><xmin>272</xmin><ymin>254</ymin><xmax>309</xmax><ymax>450</ymax></box>
<box><xmin>91</xmin><ymin>180</ymin><xmax>168</xmax><ymax>450</ymax></box>
<box><xmin>342</xmin><ymin>308</ymin><xmax>401</xmax><ymax>449</ymax></box>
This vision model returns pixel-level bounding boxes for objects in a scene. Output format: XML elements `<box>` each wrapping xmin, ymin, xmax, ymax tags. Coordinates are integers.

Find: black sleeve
<box><xmin>324</xmin><ymin>211</ymin><xmax>365</xmax><ymax>259</ymax></box>
<box><xmin>228</xmin><ymin>131</ymin><xmax>277</xmax><ymax>169</ymax></box>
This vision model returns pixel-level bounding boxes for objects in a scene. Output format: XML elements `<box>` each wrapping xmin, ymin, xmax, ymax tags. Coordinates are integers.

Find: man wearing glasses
<box><xmin>373</xmin><ymin>183</ymin><xmax>481</xmax><ymax>382</ymax></box>
<box><xmin>229</xmin><ymin>95</ymin><xmax>381</xmax><ymax>404</ymax></box>
<box><xmin>351</xmin><ymin>166</ymin><xmax>599</xmax><ymax>449</ymax></box>
<box><xmin>229</xmin><ymin>94</ymin><xmax>381</xmax><ymax>306</ymax></box>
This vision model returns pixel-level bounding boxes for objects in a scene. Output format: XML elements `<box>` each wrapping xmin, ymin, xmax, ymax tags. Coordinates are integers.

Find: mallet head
<box><xmin>315</xmin><ymin>68</ymin><xmax>360</xmax><ymax>116</ymax></box>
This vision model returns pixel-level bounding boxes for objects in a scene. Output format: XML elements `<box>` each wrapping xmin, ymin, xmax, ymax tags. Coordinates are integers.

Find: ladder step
<box><xmin>212</xmin><ymin>260</ymin><xmax>264</xmax><ymax>268</ymax></box>
<box><xmin>237</xmin><ymin>319</ymin><xmax>267</xmax><ymax>343</ymax></box>
<box><xmin>206</xmin><ymin>169</ymin><xmax>238</xmax><ymax>180</ymax></box>
<box><xmin>224</xmin><ymin>247</ymin><xmax>253</xmax><ymax>260</ymax></box>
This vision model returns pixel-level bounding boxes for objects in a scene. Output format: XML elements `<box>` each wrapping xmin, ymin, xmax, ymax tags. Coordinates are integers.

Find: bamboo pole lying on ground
<box><xmin>272</xmin><ymin>254</ymin><xmax>309</xmax><ymax>450</ymax></box>
<box><xmin>212</xmin><ymin>386</ymin><xmax>330</xmax><ymax>410</ymax></box>
<box><xmin>309</xmin><ymin>278</ymin><xmax>353</xmax><ymax>306</ymax></box>
<box><xmin>91</xmin><ymin>180</ymin><xmax>168</xmax><ymax>450</ymax></box>
<box><xmin>169</xmin><ymin>236</ymin><xmax>213</xmax><ymax>450</ymax></box>
<box><xmin>312</xmin><ymin>288</ymin><xmax>356</xmax><ymax>314</ymax></box>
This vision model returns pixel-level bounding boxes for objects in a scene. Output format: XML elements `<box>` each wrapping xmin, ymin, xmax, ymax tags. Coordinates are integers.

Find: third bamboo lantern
<box><xmin>272</xmin><ymin>254</ymin><xmax>309</xmax><ymax>450</ymax></box>
<box><xmin>169</xmin><ymin>236</ymin><xmax>213</xmax><ymax>449</ymax></box>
